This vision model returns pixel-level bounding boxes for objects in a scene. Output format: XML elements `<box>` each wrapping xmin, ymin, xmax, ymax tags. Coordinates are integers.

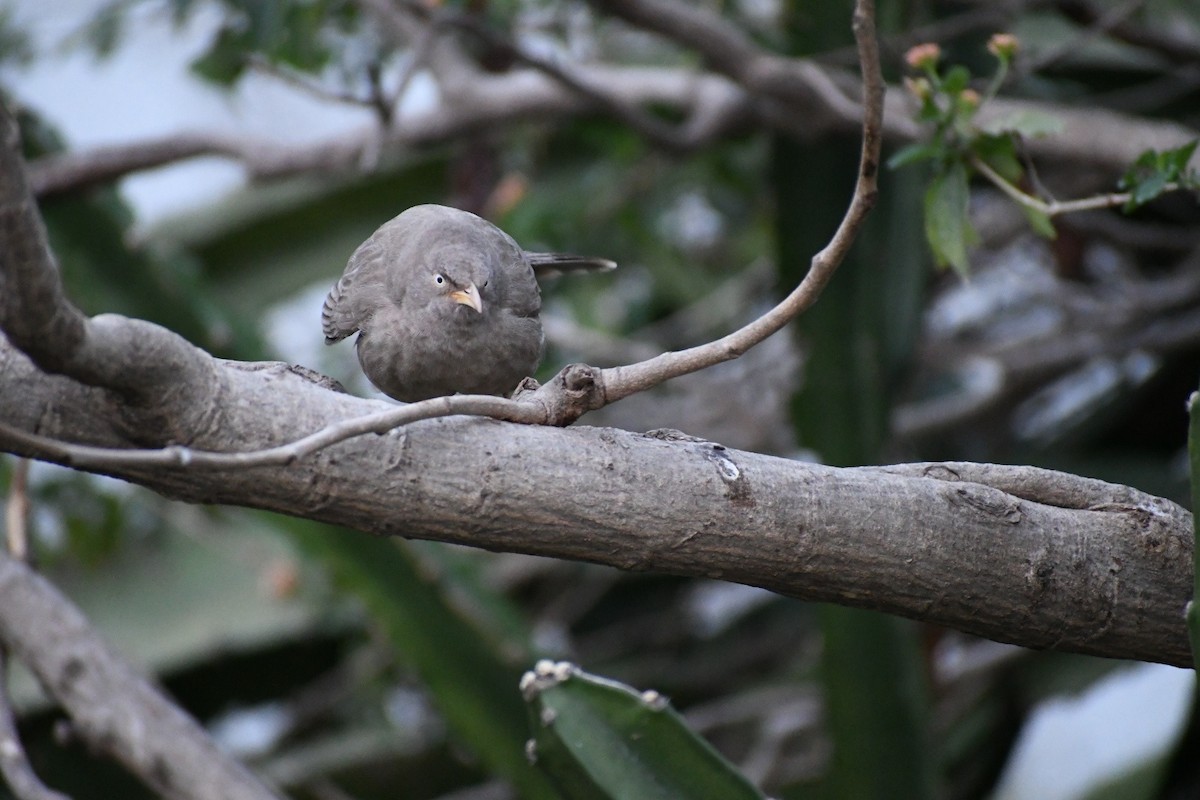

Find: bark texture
<box><xmin>0</xmin><ymin>550</ymin><xmax>283</xmax><ymax>800</ymax></box>
<box><xmin>1</xmin><ymin>339</ymin><xmax>1192</xmax><ymax>667</ymax></box>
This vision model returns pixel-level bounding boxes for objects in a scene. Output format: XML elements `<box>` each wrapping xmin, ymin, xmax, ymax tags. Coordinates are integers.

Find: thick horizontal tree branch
<box><xmin>0</xmin><ymin>338</ymin><xmax>1192</xmax><ymax>667</ymax></box>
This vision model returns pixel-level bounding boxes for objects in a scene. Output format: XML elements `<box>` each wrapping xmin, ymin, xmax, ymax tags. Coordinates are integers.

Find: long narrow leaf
<box><xmin>284</xmin><ymin>519</ymin><xmax>558</xmax><ymax>799</ymax></box>
<box><xmin>923</xmin><ymin>162</ymin><xmax>977</xmax><ymax>276</ymax></box>
<box><xmin>523</xmin><ymin>661</ymin><xmax>764</xmax><ymax>799</ymax></box>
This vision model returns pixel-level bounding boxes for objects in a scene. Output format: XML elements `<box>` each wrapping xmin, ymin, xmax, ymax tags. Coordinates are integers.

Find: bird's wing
<box><xmin>526</xmin><ymin>252</ymin><xmax>617</xmax><ymax>278</ymax></box>
<box><xmin>322</xmin><ymin>236</ymin><xmax>391</xmax><ymax>344</ymax></box>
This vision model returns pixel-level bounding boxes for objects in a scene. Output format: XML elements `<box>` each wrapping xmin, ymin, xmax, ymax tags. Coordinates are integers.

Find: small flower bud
<box><xmin>903</xmin><ymin>76</ymin><xmax>932</xmax><ymax>102</ymax></box>
<box><xmin>987</xmin><ymin>33</ymin><xmax>1019</xmax><ymax>60</ymax></box>
<box><xmin>959</xmin><ymin>88</ymin><xmax>981</xmax><ymax>109</ymax></box>
<box><xmin>905</xmin><ymin>43</ymin><xmax>941</xmax><ymax>71</ymax></box>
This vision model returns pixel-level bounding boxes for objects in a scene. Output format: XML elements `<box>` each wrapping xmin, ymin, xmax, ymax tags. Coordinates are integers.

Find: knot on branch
<box><xmin>532</xmin><ymin>363</ymin><xmax>607</xmax><ymax>427</ymax></box>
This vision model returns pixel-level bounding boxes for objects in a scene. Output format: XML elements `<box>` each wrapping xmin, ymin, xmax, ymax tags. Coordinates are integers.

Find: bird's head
<box><xmin>424</xmin><ymin>262</ymin><xmax>494</xmax><ymax>318</ymax></box>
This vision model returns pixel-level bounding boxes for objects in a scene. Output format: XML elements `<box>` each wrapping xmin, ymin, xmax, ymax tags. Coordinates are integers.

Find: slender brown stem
<box><xmin>599</xmin><ymin>0</ymin><xmax>883</xmax><ymax>401</ymax></box>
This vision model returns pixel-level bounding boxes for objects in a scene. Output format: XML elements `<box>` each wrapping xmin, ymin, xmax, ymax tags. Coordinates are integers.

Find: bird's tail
<box><xmin>527</xmin><ymin>252</ymin><xmax>617</xmax><ymax>278</ymax></box>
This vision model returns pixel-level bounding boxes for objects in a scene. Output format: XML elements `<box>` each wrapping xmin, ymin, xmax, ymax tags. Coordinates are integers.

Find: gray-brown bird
<box><xmin>322</xmin><ymin>204</ymin><xmax>614</xmax><ymax>402</ymax></box>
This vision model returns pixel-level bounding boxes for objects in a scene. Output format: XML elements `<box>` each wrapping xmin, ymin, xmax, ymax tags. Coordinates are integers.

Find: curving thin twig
<box><xmin>969</xmin><ymin>154</ymin><xmax>1179</xmax><ymax>217</ymax></box>
<box><xmin>0</xmin><ymin>395</ymin><xmax>541</xmax><ymax>471</ymax></box>
<box><xmin>598</xmin><ymin>0</ymin><xmax>883</xmax><ymax>401</ymax></box>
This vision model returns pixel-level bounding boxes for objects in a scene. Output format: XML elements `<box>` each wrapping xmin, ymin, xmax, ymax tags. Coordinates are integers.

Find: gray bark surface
<box><xmin>1</xmin><ymin>341</ymin><xmax>1191</xmax><ymax>667</ymax></box>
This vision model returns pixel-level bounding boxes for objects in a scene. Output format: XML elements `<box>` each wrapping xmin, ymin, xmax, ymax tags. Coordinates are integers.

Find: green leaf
<box><xmin>817</xmin><ymin>608</ymin><xmax>937</xmax><ymax>799</ymax></box>
<box><xmin>79</xmin><ymin>0</ymin><xmax>127</xmax><ymax>57</ymax></box>
<box><xmin>273</xmin><ymin>1</ymin><xmax>334</xmax><ymax>73</ymax></box>
<box><xmin>915</xmin><ymin>94</ymin><xmax>943</xmax><ymax>124</ymax></box>
<box><xmin>524</xmin><ymin>662</ymin><xmax>765</xmax><ymax>800</ymax></box>
<box><xmin>190</xmin><ymin>23</ymin><xmax>250</xmax><ymax>85</ymax></box>
<box><xmin>0</xmin><ymin>6</ymin><xmax>33</xmax><ymax>67</ymax></box>
<box><xmin>189</xmin><ymin>1</ymin><xmax>335</xmax><ymax>86</ymax></box>
<box><xmin>1164</xmin><ymin>140</ymin><xmax>1198</xmax><ymax>178</ymax></box>
<box><xmin>972</xmin><ymin>133</ymin><xmax>1023</xmax><ymax>183</ymax></box>
<box><xmin>1186</xmin><ymin>390</ymin><xmax>1200</xmax><ymax>669</ymax></box>
<box><xmin>978</xmin><ymin>109</ymin><xmax>1065</xmax><ymax>139</ymax></box>
<box><xmin>286</xmin><ymin>521</ymin><xmax>558</xmax><ymax>800</ymax></box>
<box><xmin>887</xmin><ymin>142</ymin><xmax>943</xmax><ymax>170</ymax></box>
<box><xmin>1130</xmin><ymin>173</ymin><xmax>1169</xmax><ymax>209</ymax></box>
<box><xmin>942</xmin><ymin>65</ymin><xmax>971</xmax><ymax>95</ymax></box>
<box><xmin>1021</xmin><ymin>204</ymin><xmax>1057</xmax><ymax>239</ymax></box>
<box><xmin>923</xmin><ymin>162</ymin><xmax>977</xmax><ymax>276</ymax></box>
<box><xmin>1119</xmin><ymin>141</ymin><xmax>1200</xmax><ymax>210</ymax></box>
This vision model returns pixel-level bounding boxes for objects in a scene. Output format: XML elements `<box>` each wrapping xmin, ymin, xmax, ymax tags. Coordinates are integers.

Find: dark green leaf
<box><xmin>916</xmin><ymin>94</ymin><xmax>943</xmax><ymax>124</ymax></box>
<box><xmin>285</xmin><ymin>521</ymin><xmax>558</xmax><ymax>800</ymax></box>
<box><xmin>274</xmin><ymin>1</ymin><xmax>333</xmax><ymax>72</ymax></box>
<box><xmin>972</xmin><ymin>133</ymin><xmax>1023</xmax><ymax>183</ymax></box>
<box><xmin>1129</xmin><ymin>149</ymin><xmax>1159</xmax><ymax>174</ymax></box>
<box><xmin>1130</xmin><ymin>173</ymin><xmax>1168</xmax><ymax>209</ymax></box>
<box><xmin>1186</xmin><ymin>389</ymin><xmax>1200</xmax><ymax>669</ymax></box>
<box><xmin>923</xmin><ymin>161</ymin><xmax>976</xmax><ymax>276</ymax></box>
<box><xmin>0</xmin><ymin>7</ymin><xmax>33</xmax><ymax>67</ymax></box>
<box><xmin>190</xmin><ymin>23</ymin><xmax>250</xmax><ymax>85</ymax></box>
<box><xmin>82</xmin><ymin>1</ymin><xmax>126</xmax><ymax>57</ymax></box>
<box><xmin>942</xmin><ymin>65</ymin><xmax>971</xmax><ymax>95</ymax></box>
<box><xmin>887</xmin><ymin>142</ymin><xmax>943</xmax><ymax>170</ymax></box>
<box><xmin>1164</xmin><ymin>140</ymin><xmax>1198</xmax><ymax>178</ymax></box>
<box><xmin>817</xmin><ymin>608</ymin><xmax>937</xmax><ymax>799</ymax></box>
<box><xmin>1119</xmin><ymin>141</ymin><xmax>1200</xmax><ymax>210</ymax></box>
<box><xmin>525</xmin><ymin>663</ymin><xmax>765</xmax><ymax>800</ymax></box>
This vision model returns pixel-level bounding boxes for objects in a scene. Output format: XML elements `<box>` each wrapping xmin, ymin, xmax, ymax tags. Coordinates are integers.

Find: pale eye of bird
<box><xmin>434</xmin><ymin>274</ymin><xmax>445</xmax><ymax>285</ymax></box>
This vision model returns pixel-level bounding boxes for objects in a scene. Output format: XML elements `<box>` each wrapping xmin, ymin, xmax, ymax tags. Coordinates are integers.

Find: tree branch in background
<box><xmin>1053</xmin><ymin>0</ymin><xmax>1200</xmax><ymax>65</ymax></box>
<box><xmin>430</xmin><ymin>9</ymin><xmax>729</xmax><ymax>153</ymax></box>
<box><xmin>0</xmin><ymin>647</ymin><xmax>72</xmax><ymax>800</ymax></box>
<box><xmin>0</xmin><ymin>551</ymin><xmax>283</xmax><ymax>800</ymax></box>
<box><xmin>0</xmin><ymin>476</ymin><xmax>71</xmax><ymax>800</ymax></box>
<box><xmin>25</xmin><ymin>0</ymin><xmax>1197</xmax><ymax>199</ymax></box>
<box><xmin>25</xmin><ymin>66</ymin><xmax>748</xmax><ymax>196</ymax></box>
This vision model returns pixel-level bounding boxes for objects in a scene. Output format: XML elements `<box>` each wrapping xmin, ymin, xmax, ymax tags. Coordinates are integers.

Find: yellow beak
<box><xmin>448</xmin><ymin>282</ymin><xmax>483</xmax><ymax>314</ymax></box>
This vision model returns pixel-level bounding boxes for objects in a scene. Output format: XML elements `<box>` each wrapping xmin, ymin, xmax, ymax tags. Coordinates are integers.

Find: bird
<box><xmin>322</xmin><ymin>204</ymin><xmax>615</xmax><ymax>403</ymax></box>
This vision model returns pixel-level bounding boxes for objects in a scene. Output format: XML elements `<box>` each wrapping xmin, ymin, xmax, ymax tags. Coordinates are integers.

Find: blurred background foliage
<box><xmin>1</xmin><ymin>0</ymin><xmax>1200</xmax><ymax>797</ymax></box>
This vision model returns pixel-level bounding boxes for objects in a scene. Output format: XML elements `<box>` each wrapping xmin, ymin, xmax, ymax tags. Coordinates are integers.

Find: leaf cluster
<box><xmin>888</xmin><ymin>36</ymin><xmax>1060</xmax><ymax>276</ymax></box>
<box><xmin>76</xmin><ymin>0</ymin><xmax>360</xmax><ymax>85</ymax></box>
<box><xmin>1119</xmin><ymin>141</ymin><xmax>1200</xmax><ymax>212</ymax></box>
